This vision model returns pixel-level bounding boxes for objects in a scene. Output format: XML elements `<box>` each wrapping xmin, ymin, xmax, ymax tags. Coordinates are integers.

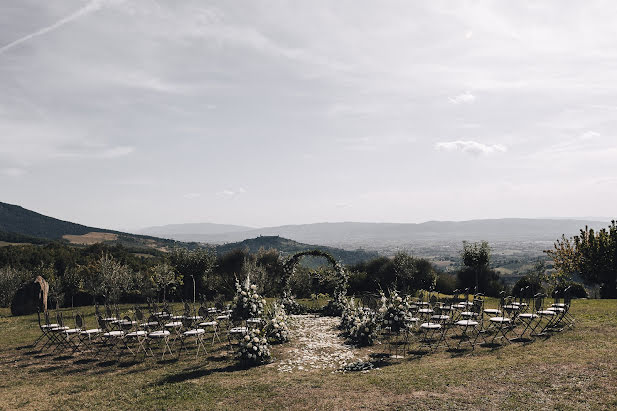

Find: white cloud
<box><xmin>217</xmin><ymin>187</ymin><xmax>246</xmax><ymax>198</ymax></box>
<box><xmin>0</xmin><ymin>167</ymin><xmax>25</xmax><ymax>177</ymax></box>
<box><xmin>99</xmin><ymin>146</ymin><xmax>135</xmax><ymax>158</ymax></box>
<box><xmin>435</xmin><ymin>140</ymin><xmax>507</xmax><ymax>155</ymax></box>
<box><xmin>183</xmin><ymin>192</ymin><xmax>201</xmax><ymax>199</ymax></box>
<box><xmin>579</xmin><ymin>131</ymin><xmax>600</xmax><ymax>140</ymax></box>
<box><xmin>448</xmin><ymin>92</ymin><xmax>476</xmax><ymax>104</ymax></box>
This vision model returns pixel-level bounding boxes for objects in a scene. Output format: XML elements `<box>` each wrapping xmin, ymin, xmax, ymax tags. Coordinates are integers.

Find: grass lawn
<box><xmin>0</xmin><ymin>299</ymin><xmax>616</xmax><ymax>410</ymax></box>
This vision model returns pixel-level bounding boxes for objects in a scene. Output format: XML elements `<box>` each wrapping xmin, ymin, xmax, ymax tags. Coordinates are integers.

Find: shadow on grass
<box><xmin>96</xmin><ymin>360</ymin><xmax>118</xmax><ymax>367</ymax></box>
<box><xmin>156</xmin><ymin>363</ymin><xmax>248</xmax><ymax>384</ymax></box>
<box><xmin>40</xmin><ymin>365</ymin><xmax>64</xmax><ymax>373</ymax></box>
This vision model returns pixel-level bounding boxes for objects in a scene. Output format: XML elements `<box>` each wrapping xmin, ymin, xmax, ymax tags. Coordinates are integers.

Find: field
<box><xmin>0</xmin><ymin>299</ymin><xmax>616</xmax><ymax>410</ymax></box>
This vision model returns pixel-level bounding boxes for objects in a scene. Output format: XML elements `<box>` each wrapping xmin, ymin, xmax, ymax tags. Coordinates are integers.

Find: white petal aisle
<box><xmin>276</xmin><ymin>315</ymin><xmax>365</xmax><ymax>373</ymax></box>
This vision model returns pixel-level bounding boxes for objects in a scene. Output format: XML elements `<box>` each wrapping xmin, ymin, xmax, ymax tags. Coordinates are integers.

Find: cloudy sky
<box><xmin>1</xmin><ymin>1</ymin><xmax>616</xmax><ymax>230</ymax></box>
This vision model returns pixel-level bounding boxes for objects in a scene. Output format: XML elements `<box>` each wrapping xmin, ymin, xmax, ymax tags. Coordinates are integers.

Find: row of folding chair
<box><xmin>377</xmin><ymin>290</ymin><xmax>574</xmax><ymax>355</ymax></box>
<box><xmin>34</xmin><ymin>303</ymin><xmax>231</xmax><ymax>361</ymax></box>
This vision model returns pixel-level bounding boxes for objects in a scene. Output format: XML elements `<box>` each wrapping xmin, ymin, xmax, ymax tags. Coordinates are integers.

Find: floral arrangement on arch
<box><xmin>231</xmin><ymin>273</ymin><xmax>266</xmax><ymax>322</ymax></box>
<box><xmin>237</xmin><ymin>327</ymin><xmax>271</xmax><ymax>365</ymax></box>
<box><xmin>264</xmin><ymin>303</ymin><xmax>290</xmax><ymax>344</ymax></box>
<box><xmin>339</xmin><ymin>297</ymin><xmax>358</xmax><ymax>332</ymax></box>
<box><xmin>378</xmin><ymin>288</ymin><xmax>410</xmax><ymax>334</ymax></box>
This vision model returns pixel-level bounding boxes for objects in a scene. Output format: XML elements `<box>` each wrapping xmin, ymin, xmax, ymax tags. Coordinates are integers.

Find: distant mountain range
<box><xmin>138</xmin><ymin>218</ymin><xmax>611</xmax><ymax>250</ymax></box>
<box><xmin>0</xmin><ymin>202</ymin><xmax>377</xmax><ymax>264</ymax></box>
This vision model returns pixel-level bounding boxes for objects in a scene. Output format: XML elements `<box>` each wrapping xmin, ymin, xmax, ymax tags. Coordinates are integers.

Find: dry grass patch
<box><xmin>0</xmin><ymin>300</ymin><xmax>616</xmax><ymax>410</ymax></box>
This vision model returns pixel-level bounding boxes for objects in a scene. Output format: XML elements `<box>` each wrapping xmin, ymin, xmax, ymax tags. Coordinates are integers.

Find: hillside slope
<box><xmin>214</xmin><ymin>235</ymin><xmax>378</xmax><ymax>265</ymax></box>
<box><xmin>0</xmin><ymin>202</ymin><xmax>182</xmax><ymax>250</ymax></box>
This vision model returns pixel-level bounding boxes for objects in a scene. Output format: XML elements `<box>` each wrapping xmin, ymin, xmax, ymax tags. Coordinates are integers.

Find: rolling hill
<box><xmin>0</xmin><ymin>202</ymin><xmax>378</xmax><ymax>264</ymax></box>
<box><xmin>214</xmin><ymin>235</ymin><xmax>378</xmax><ymax>265</ymax></box>
<box><xmin>0</xmin><ymin>201</ymin><xmax>182</xmax><ymax>251</ymax></box>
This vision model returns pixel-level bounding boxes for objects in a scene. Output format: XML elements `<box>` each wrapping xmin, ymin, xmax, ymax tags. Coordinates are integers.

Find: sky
<box><xmin>1</xmin><ymin>0</ymin><xmax>616</xmax><ymax>231</ymax></box>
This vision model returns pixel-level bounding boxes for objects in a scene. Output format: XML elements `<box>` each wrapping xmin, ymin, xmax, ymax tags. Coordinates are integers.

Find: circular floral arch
<box><xmin>282</xmin><ymin>250</ymin><xmax>348</xmax><ymax>297</ymax></box>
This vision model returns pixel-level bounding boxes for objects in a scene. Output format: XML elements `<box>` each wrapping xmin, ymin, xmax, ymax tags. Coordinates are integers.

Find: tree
<box><xmin>151</xmin><ymin>262</ymin><xmax>181</xmax><ymax>302</ymax></box>
<box><xmin>83</xmin><ymin>253</ymin><xmax>132</xmax><ymax>304</ymax></box>
<box><xmin>169</xmin><ymin>248</ymin><xmax>216</xmax><ymax>301</ymax></box>
<box><xmin>457</xmin><ymin>241</ymin><xmax>503</xmax><ymax>296</ymax></box>
<box><xmin>392</xmin><ymin>252</ymin><xmax>436</xmax><ymax>294</ymax></box>
<box><xmin>547</xmin><ymin>222</ymin><xmax>617</xmax><ymax>298</ymax></box>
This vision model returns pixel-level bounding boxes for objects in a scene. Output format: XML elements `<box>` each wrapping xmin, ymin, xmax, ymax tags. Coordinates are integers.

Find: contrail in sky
<box><xmin>0</xmin><ymin>0</ymin><xmax>104</xmax><ymax>55</ymax></box>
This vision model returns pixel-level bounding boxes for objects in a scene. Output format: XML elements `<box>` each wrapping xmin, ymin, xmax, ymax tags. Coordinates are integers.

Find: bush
<box><xmin>457</xmin><ymin>266</ymin><xmax>503</xmax><ymax>297</ymax></box>
<box><xmin>512</xmin><ymin>276</ymin><xmax>545</xmax><ymax>298</ymax></box>
<box><xmin>0</xmin><ymin>266</ymin><xmax>29</xmax><ymax>308</ymax></box>
<box><xmin>553</xmin><ymin>282</ymin><xmax>588</xmax><ymax>299</ymax></box>
<box><xmin>435</xmin><ymin>273</ymin><xmax>457</xmax><ymax>295</ymax></box>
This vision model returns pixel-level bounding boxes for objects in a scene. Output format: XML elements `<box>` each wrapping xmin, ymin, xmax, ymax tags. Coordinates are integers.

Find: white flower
<box><xmin>244</xmin><ymin>335</ymin><xmax>250</xmax><ymax>341</ymax></box>
<box><xmin>253</xmin><ymin>346</ymin><xmax>257</xmax><ymax>351</ymax></box>
<box><xmin>251</xmin><ymin>284</ymin><xmax>257</xmax><ymax>290</ymax></box>
<box><xmin>241</xmin><ymin>291</ymin><xmax>247</xmax><ymax>296</ymax></box>
<box><xmin>253</xmin><ymin>337</ymin><xmax>259</xmax><ymax>343</ymax></box>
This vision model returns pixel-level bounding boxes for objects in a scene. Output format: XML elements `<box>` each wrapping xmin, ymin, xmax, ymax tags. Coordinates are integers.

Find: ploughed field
<box><xmin>0</xmin><ymin>299</ymin><xmax>616</xmax><ymax>410</ymax></box>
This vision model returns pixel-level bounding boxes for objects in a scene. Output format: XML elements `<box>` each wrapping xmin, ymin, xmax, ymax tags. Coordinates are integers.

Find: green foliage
<box><xmin>435</xmin><ymin>272</ymin><xmax>457</xmax><ymax>295</ymax></box>
<box><xmin>168</xmin><ymin>248</ymin><xmax>216</xmax><ymax>300</ymax></box>
<box><xmin>461</xmin><ymin>240</ymin><xmax>491</xmax><ymax>269</ymax></box>
<box><xmin>547</xmin><ymin>221</ymin><xmax>617</xmax><ymax>298</ymax></box>
<box><xmin>151</xmin><ymin>262</ymin><xmax>181</xmax><ymax>302</ymax></box>
<box><xmin>457</xmin><ymin>241</ymin><xmax>503</xmax><ymax>296</ymax></box>
<box><xmin>82</xmin><ymin>253</ymin><xmax>133</xmax><ymax>304</ymax></box>
<box><xmin>0</xmin><ymin>266</ymin><xmax>29</xmax><ymax>307</ymax></box>
<box><xmin>349</xmin><ymin>253</ymin><xmax>436</xmax><ymax>295</ymax></box>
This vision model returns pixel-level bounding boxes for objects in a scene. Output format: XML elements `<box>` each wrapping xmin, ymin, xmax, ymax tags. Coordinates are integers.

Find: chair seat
<box><xmin>140</xmin><ymin>322</ymin><xmax>159</xmax><ymax>328</ymax></box>
<box><xmin>490</xmin><ymin>316</ymin><xmax>511</xmax><ymax>323</ymax></box>
<box><xmin>126</xmin><ymin>330</ymin><xmax>148</xmax><ymax>337</ymax></box>
<box><xmin>548</xmin><ymin>307</ymin><xmax>565</xmax><ymax>312</ymax></box>
<box><xmin>164</xmin><ymin>321</ymin><xmax>183</xmax><ymax>328</ymax></box>
<box><xmin>64</xmin><ymin>328</ymin><xmax>82</xmax><ymax>334</ymax></box>
<box><xmin>431</xmin><ymin>315</ymin><xmax>450</xmax><ymax>321</ymax></box>
<box><xmin>518</xmin><ymin>313</ymin><xmax>537</xmax><ymax>319</ymax></box>
<box><xmin>216</xmin><ymin>315</ymin><xmax>230</xmax><ymax>321</ymax></box>
<box><xmin>420</xmin><ymin>322</ymin><xmax>441</xmax><ymax>330</ymax></box>
<box><xmin>537</xmin><ymin>310</ymin><xmax>556</xmax><ymax>316</ymax></box>
<box><xmin>103</xmin><ymin>330</ymin><xmax>124</xmax><ymax>337</ymax></box>
<box><xmin>81</xmin><ymin>328</ymin><xmax>102</xmax><ymax>335</ymax></box>
<box><xmin>552</xmin><ymin>303</ymin><xmax>567</xmax><ymax>308</ymax></box>
<box><xmin>41</xmin><ymin>324</ymin><xmax>60</xmax><ymax>329</ymax></box>
<box><xmin>186</xmin><ymin>316</ymin><xmax>203</xmax><ymax>321</ymax></box>
<box><xmin>405</xmin><ymin>317</ymin><xmax>419</xmax><ymax>323</ymax></box>
<box><xmin>229</xmin><ymin>327</ymin><xmax>248</xmax><ymax>334</ymax></box>
<box><xmin>460</xmin><ymin>311</ymin><xmax>476</xmax><ymax>317</ymax></box>
<box><xmin>51</xmin><ymin>326</ymin><xmax>69</xmax><ymax>332</ymax></box>
<box><xmin>456</xmin><ymin>320</ymin><xmax>479</xmax><ymax>327</ymax></box>
<box><xmin>149</xmin><ymin>330</ymin><xmax>171</xmax><ymax>338</ymax></box>
<box><xmin>183</xmin><ymin>329</ymin><xmax>205</xmax><ymax>336</ymax></box>
<box><xmin>418</xmin><ymin>308</ymin><xmax>433</xmax><ymax>314</ymax></box>
<box><xmin>198</xmin><ymin>321</ymin><xmax>218</xmax><ymax>327</ymax></box>
<box><xmin>484</xmin><ymin>309</ymin><xmax>501</xmax><ymax>315</ymax></box>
